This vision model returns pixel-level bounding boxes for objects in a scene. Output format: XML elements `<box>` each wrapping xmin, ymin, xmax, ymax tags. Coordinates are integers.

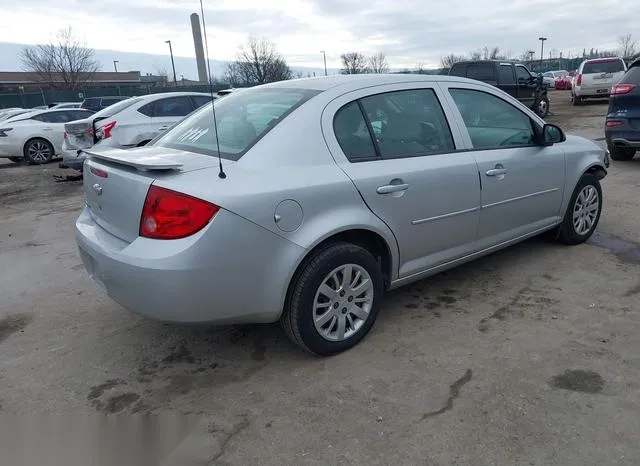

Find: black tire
<box><xmin>535</xmin><ymin>95</ymin><xmax>550</xmax><ymax>118</ymax></box>
<box><xmin>556</xmin><ymin>173</ymin><xmax>602</xmax><ymax>245</ymax></box>
<box><xmin>8</xmin><ymin>156</ymin><xmax>22</xmax><ymax>163</ymax></box>
<box><xmin>23</xmin><ymin>138</ymin><xmax>54</xmax><ymax>165</ymax></box>
<box><xmin>281</xmin><ymin>242</ymin><xmax>384</xmax><ymax>356</ymax></box>
<box><xmin>608</xmin><ymin>146</ymin><xmax>636</xmax><ymax>161</ymax></box>
<box><xmin>572</xmin><ymin>95</ymin><xmax>582</xmax><ymax>106</ymax></box>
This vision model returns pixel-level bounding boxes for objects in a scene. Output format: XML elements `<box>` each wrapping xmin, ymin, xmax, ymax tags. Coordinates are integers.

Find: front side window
<box><xmin>155</xmin><ymin>88</ymin><xmax>319</xmax><ymax>161</ymax></box>
<box><xmin>358</xmin><ymin>89</ymin><xmax>455</xmax><ymax>159</ymax></box>
<box><xmin>449</xmin><ymin>88</ymin><xmax>536</xmax><ymax>149</ymax></box>
<box><xmin>515</xmin><ymin>65</ymin><xmax>532</xmax><ymax>81</ymax></box>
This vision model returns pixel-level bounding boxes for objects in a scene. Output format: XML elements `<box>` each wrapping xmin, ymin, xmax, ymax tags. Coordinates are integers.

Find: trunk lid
<box><xmin>82</xmin><ymin>146</ymin><xmax>219</xmax><ymax>242</ymax></box>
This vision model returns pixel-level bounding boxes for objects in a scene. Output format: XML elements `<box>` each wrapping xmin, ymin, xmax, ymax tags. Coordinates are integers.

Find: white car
<box><xmin>572</xmin><ymin>57</ymin><xmax>627</xmax><ymax>105</ymax></box>
<box><xmin>61</xmin><ymin>92</ymin><xmax>213</xmax><ymax>170</ymax></box>
<box><xmin>0</xmin><ymin>108</ymin><xmax>32</xmax><ymax>122</ymax></box>
<box><xmin>50</xmin><ymin>102</ymin><xmax>82</xmax><ymax>109</ymax></box>
<box><xmin>540</xmin><ymin>72</ymin><xmax>556</xmax><ymax>88</ymax></box>
<box><xmin>0</xmin><ymin>108</ymin><xmax>95</xmax><ymax>164</ymax></box>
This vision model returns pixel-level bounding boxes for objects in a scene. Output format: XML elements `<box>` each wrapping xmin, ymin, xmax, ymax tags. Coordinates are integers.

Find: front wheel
<box><xmin>535</xmin><ymin>96</ymin><xmax>550</xmax><ymax>118</ymax></box>
<box><xmin>281</xmin><ymin>243</ymin><xmax>384</xmax><ymax>356</ymax></box>
<box><xmin>23</xmin><ymin>138</ymin><xmax>54</xmax><ymax>165</ymax></box>
<box><xmin>556</xmin><ymin>173</ymin><xmax>602</xmax><ymax>245</ymax></box>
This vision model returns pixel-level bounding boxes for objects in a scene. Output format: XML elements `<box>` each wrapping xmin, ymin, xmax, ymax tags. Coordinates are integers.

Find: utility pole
<box><xmin>538</xmin><ymin>37</ymin><xmax>547</xmax><ymax>71</ymax></box>
<box><xmin>320</xmin><ymin>50</ymin><xmax>327</xmax><ymax>76</ymax></box>
<box><xmin>113</xmin><ymin>60</ymin><xmax>119</xmax><ymax>72</ymax></box>
<box><xmin>165</xmin><ymin>40</ymin><xmax>178</xmax><ymax>87</ymax></box>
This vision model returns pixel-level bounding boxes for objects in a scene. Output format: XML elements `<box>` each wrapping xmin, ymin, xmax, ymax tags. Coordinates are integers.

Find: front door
<box><xmin>515</xmin><ymin>64</ymin><xmax>538</xmax><ymax>108</ymax></box>
<box><xmin>322</xmin><ymin>84</ymin><xmax>482</xmax><ymax>279</ymax></box>
<box><xmin>441</xmin><ymin>84</ymin><xmax>566</xmax><ymax>247</ymax></box>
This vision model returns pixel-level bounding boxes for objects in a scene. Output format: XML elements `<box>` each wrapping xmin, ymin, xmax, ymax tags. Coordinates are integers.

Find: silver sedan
<box><xmin>75</xmin><ymin>74</ymin><xmax>608</xmax><ymax>355</ymax></box>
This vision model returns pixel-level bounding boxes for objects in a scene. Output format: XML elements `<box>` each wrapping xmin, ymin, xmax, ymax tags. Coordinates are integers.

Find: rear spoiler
<box><xmin>80</xmin><ymin>148</ymin><xmax>183</xmax><ymax>171</ymax></box>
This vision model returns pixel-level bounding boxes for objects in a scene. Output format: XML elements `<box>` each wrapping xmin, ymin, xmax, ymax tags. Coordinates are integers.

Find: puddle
<box><xmin>551</xmin><ymin>369</ymin><xmax>604</xmax><ymax>394</ymax></box>
<box><xmin>588</xmin><ymin>232</ymin><xmax>640</xmax><ymax>264</ymax></box>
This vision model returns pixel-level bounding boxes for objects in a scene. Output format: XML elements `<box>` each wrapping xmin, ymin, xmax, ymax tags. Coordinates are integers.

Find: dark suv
<box><xmin>605</xmin><ymin>58</ymin><xmax>640</xmax><ymax>161</ymax></box>
<box><xmin>80</xmin><ymin>96</ymin><xmax>130</xmax><ymax>112</ymax></box>
<box><xmin>449</xmin><ymin>60</ymin><xmax>550</xmax><ymax>117</ymax></box>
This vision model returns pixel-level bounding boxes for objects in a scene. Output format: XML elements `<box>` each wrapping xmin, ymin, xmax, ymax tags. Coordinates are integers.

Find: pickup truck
<box><xmin>449</xmin><ymin>60</ymin><xmax>550</xmax><ymax>118</ymax></box>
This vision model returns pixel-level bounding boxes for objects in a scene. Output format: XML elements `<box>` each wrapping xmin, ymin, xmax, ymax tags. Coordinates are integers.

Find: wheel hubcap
<box><xmin>539</xmin><ymin>100</ymin><xmax>548</xmax><ymax>115</ymax></box>
<box><xmin>28</xmin><ymin>142</ymin><xmax>51</xmax><ymax>162</ymax></box>
<box><xmin>313</xmin><ymin>264</ymin><xmax>374</xmax><ymax>342</ymax></box>
<box><xmin>572</xmin><ymin>185</ymin><xmax>599</xmax><ymax>235</ymax></box>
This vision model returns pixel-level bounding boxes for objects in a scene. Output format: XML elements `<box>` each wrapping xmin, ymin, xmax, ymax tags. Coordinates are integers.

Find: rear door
<box><xmin>497</xmin><ymin>63</ymin><xmax>518</xmax><ymax>99</ymax></box>
<box><xmin>322</xmin><ymin>83</ymin><xmax>482</xmax><ymax>279</ymax></box>
<box><xmin>34</xmin><ymin>110</ymin><xmax>79</xmax><ymax>153</ymax></box>
<box><xmin>440</xmin><ymin>83</ymin><xmax>565</xmax><ymax>247</ymax></box>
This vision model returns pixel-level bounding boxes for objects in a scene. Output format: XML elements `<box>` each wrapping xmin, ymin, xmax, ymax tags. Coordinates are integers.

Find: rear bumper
<box><xmin>604</xmin><ymin>127</ymin><xmax>640</xmax><ymax>148</ymax></box>
<box><xmin>75</xmin><ymin>205</ymin><xmax>305</xmax><ymax>324</ymax></box>
<box><xmin>60</xmin><ymin>148</ymin><xmax>86</xmax><ymax>170</ymax></box>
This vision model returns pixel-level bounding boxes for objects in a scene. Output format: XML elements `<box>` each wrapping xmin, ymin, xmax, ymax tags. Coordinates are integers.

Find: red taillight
<box><xmin>139</xmin><ymin>186</ymin><xmax>219</xmax><ymax>239</ymax></box>
<box><xmin>576</xmin><ymin>74</ymin><xmax>583</xmax><ymax>86</ymax></box>
<box><xmin>610</xmin><ymin>83</ymin><xmax>634</xmax><ymax>95</ymax></box>
<box><xmin>98</xmin><ymin>120</ymin><xmax>116</xmax><ymax>140</ymax></box>
<box><xmin>606</xmin><ymin>120</ymin><xmax>624</xmax><ymax>127</ymax></box>
<box><xmin>63</xmin><ymin>131</ymin><xmax>67</xmax><ymax>140</ymax></box>
<box><xmin>90</xmin><ymin>166</ymin><xmax>109</xmax><ymax>178</ymax></box>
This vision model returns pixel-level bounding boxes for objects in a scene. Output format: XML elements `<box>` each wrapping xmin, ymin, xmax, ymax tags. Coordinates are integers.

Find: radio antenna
<box><xmin>199</xmin><ymin>0</ymin><xmax>226</xmax><ymax>179</ymax></box>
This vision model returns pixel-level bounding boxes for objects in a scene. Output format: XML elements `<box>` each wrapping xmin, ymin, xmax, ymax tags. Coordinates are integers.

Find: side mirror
<box><xmin>542</xmin><ymin>124</ymin><xmax>565</xmax><ymax>145</ymax></box>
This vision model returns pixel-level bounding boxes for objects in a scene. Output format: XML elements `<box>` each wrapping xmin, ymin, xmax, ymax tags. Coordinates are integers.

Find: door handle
<box><xmin>486</xmin><ymin>168</ymin><xmax>507</xmax><ymax>176</ymax></box>
<box><xmin>377</xmin><ymin>183</ymin><xmax>409</xmax><ymax>194</ymax></box>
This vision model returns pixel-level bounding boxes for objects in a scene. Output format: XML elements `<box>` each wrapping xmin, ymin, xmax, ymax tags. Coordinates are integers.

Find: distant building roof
<box><xmin>0</xmin><ymin>71</ymin><xmax>141</xmax><ymax>84</ymax></box>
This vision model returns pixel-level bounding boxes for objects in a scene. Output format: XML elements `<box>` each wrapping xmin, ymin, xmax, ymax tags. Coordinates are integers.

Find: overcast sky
<box><xmin>0</xmin><ymin>0</ymin><xmax>635</xmax><ymax>70</ymax></box>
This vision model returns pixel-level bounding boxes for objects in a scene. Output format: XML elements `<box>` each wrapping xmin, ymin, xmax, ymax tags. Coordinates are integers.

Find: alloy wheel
<box><xmin>313</xmin><ymin>264</ymin><xmax>374</xmax><ymax>342</ymax></box>
<box><xmin>27</xmin><ymin>141</ymin><xmax>52</xmax><ymax>162</ymax></box>
<box><xmin>572</xmin><ymin>185</ymin><xmax>599</xmax><ymax>235</ymax></box>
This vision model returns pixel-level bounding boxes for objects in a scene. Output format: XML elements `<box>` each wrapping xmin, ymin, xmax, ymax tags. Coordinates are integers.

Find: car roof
<box><xmin>255</xmin><ymin>73</ymin><xmax>493</xmax><ymax>93</ymax></box>
<box><xmin>583</xmin><ymin>57</ymin><xmax>623</xmax><ymax>63</ymax></box>
<box><xmin>137</xmin><ymin>92</ymin><xmax>211</xmax><ymax>102</ymax></box>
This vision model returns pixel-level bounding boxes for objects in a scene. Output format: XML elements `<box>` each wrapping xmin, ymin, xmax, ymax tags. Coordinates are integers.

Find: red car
<box><xmin>555</xmin><ymin>70</ymin><xmax>574</xmax><ymax>90</ymax></box>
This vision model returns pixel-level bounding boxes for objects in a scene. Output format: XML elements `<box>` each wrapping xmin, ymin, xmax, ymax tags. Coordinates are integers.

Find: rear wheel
<box><xmin>572</xmin><ymin>94</ymin><xmax>582</xmax><ymax>106</ymax></box>
<box><xmin>608</xmin><ymin>146</ymin><xmax>636</xmax><ymax>161</ymax></box>
<box><xmin>556</xmin><ymin>173</ymin><xmax>602</xmax><ymax>245</ymax></box>
<box><xmin>23</xmin><ymin>138</ymin><xmax>54</xmax><ymax>165</ymax></box>
<box><xmin>281</xmin><ymin>243</ymin><xmax>384</xmax><ymax>356</ymax></box>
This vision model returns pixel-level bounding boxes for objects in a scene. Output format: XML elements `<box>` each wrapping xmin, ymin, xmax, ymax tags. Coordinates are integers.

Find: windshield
<box><xmin>153</xmin><ymin>87</ymin><xmax>320</xmax><ymax>161</ymax></box>
<box><xmin>92</xmin><ymin>97</ymin><xmax>142</xmax><ymax>119</ymax></box>
<box><xmin>583</xmin><ymin>59</ymin><xmax>625</xmax><ymax>74</ymax></box>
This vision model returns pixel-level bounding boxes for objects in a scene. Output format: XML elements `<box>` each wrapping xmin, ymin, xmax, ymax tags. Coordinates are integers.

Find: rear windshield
<box><xmin>154</xmin><ymin>88</ymin><xmax>320</xmax><ymax>161</ymax></box>
<box><xmin>583</xmin><ymin>59</ymin><xmax>625</xmax><ymax>74</ymax></box>
<box><xmin>92</xmin><ymin>97</ymin><xmax>143</xmax><ymax>119</ymax></box>
<box><xmin>621</xmin><ymin>65</ymin><xmax>640</xmax><ymax>84</ymax></box>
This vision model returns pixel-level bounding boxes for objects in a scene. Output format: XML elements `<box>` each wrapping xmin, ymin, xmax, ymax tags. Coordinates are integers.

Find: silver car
<box><xmin>75</xmin><ymin>74</ymin><xmax>608</xmax><ymax>355</ymax></box>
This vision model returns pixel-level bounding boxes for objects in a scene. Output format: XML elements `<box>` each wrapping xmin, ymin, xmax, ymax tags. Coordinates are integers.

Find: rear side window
<box><xmin>137</xmin><ymin>102</ymin><xmax>154</xmax><ymax>117</ymax></box>
<box><xmin>152</xmin><ymin>97</ymin><xmax>193</xmax><ymax>117</ymax></box>
<box><xmin>333</xmin><ymin>102</ymin><xmax>378</xmax><ymax>162</ymax></box>
<box><xmin>192</xmin><ymin>96</ymin><xmax>213</xmax><ymax>108</ymax></box>
<box><xmin>498</xmin><ymin>65</ymin><xmax>515</xmax><ymax>84</ymax></box>
<box><xmin>466</xmin><ymin>64</ymin><xmax>496</xmax><ymax>83</ymax></box>
<box><xmin>155</xmin><ymin>88</ymin><xmax>319</xmax><ymax>161</ymax></box>
<box><xmin>449</xmin><ymin>63</ymin><xmax>467</xmax><ymax>77</ymax></box>
<box><xmin>92</xmin><ymin>97</ymin><xmax>142</xmax><ymax>119</ymax></box>
<box><xmin>621</xmin><ymin>65</ymin><xmax>640</xmax><ymax>83</ymax></box>
<box><xmin>356</xmin><ymin>88</ymin><xmax>455</xmax><ymax>159</ymax></box>
<box><xmin>583</xmin><ymin>59</ymin><xmax>625</xmax><ymax>74</ymax></box>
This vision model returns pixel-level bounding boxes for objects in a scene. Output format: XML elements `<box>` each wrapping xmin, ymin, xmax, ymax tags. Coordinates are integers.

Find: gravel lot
<box><xmin>1</xmin><ymin>90</ymin><xmax>639</xmax><ymax>465</ymax></box>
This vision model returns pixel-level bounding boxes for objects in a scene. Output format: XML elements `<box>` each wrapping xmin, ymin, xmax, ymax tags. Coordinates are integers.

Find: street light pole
<box><xmin>538</xmin><ymin>37</ymin><xmax>547</xmax><ymax>71</ymax></box>
<box><xmin>113</xmin><ymin>60</ymin><xmax>119</xmax><ymax>72</ymax></box>
<box><xmin>320</xmin><ymin>50</ymin><xmax>327</xmax><ymax>76</ymax></box>
<box><xmin>165</xmin><ymin>40</ymin><xmax>178</xmax><ymax>87</ymax></box>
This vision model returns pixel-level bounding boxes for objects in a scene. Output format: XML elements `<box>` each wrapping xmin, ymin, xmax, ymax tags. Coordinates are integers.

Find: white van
<box><xmin>572</xmin><ymin>57</ymin><xmax>627</xmax><ymax>105</ymax></box>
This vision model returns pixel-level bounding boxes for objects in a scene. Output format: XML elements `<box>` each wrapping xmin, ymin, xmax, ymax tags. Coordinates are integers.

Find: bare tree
<box><xmin>440</xmin><ymin>54</ymin><xmax>466</xmax><ymax>69</ymax></box>
<box><xmin>414</xmin><ymin>62</ymin><xmax>426</xmax><ymax>74</ymax></box>
<box><xmin>223</xmin><ymin>36</ymin><xmax>292</xmax><ymax>86</ymax></box>
<box><xmin>340</xmin><ymin>52</ymin><xmax>369</xmax><ymax>74</ymax></box>
<box><xmin>20</xmin><ymin>27</ymin><xmax>100</xmax><ymax>91</ymax></box>
<box><xmin>618</xmin><ymin>33</ymin><xmax>637</xmax><ymax>59</ymax></box>
<box><xmin>368</xmin><ymin>52</ymin><xmax>389</xmax><ymax>73</ymax></box>
<box><xmin>152</xmin><ymin>64</ymin><xmax>169</xmax><ymax>85</ymax></box>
